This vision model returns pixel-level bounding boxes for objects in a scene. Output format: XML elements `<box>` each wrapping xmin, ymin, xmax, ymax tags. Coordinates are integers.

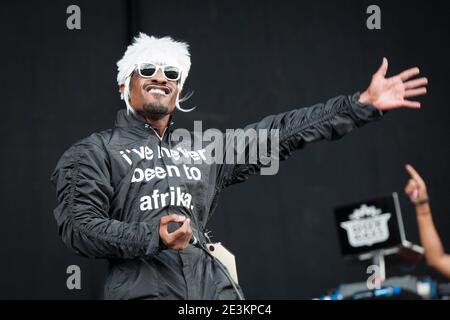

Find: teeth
<box><xmin>149</xmin><ymin>88</ymin><xmax>166</xmax><ymax>95</ymax></box>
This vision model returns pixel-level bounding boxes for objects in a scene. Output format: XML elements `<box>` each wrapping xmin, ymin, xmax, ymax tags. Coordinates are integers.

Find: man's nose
<box><xmin>149</xmin><ymin>69</ymin><xmax>167</xmax><ymax>84</ymax></box>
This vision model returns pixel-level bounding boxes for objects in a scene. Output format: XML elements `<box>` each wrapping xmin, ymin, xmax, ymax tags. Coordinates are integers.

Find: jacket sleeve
<box><xmin>50</xmin><ymin>141</ymin><xmax>162</xmax><ymax>259</ymax></box>
<box><xmin>217</xmin><ymin>92</ymin><xmax>383</xmax><ymax>188</ymax></box>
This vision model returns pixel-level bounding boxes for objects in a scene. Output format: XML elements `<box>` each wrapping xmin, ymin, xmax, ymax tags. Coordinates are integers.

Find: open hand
<box><xmin>359</xmin><ymin>58</ymin><xmax>428</xmax><ymax>110</ymax></box>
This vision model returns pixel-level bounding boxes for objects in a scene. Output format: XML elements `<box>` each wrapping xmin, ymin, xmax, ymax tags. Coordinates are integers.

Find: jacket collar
<box><xmin>114</xmin><ymin>109</ymin><xmax>175</xmax><ymax>139</ymax></box>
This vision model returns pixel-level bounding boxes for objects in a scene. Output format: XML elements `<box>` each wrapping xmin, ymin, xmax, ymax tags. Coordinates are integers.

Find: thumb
<box><xmin>375</xmin><ymin>57</ymin><xmax>388</xmax><ymax>77</ymax></box>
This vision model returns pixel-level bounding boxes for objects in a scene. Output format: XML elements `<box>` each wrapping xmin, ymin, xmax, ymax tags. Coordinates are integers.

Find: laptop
<box><xmin>334</xmin><ymin>192</ymin><xmax>423</xmax><ymax>262</ymax></box>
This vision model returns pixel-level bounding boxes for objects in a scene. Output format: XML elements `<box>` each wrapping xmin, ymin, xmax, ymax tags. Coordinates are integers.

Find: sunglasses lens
<box><xmin>163</xmin><ymin>66</ymin><xmax>180</xmax><ymax>80</ymax></box>
<box><xmin>139</xmin><ymin>64</ymin><xmax>157</xmax><ymax>77</ymax></box>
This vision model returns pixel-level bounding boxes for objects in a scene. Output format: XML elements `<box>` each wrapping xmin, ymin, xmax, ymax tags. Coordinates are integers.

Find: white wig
<box><xmin>116</xmin><ymin>33</ymin><xmax>194</xmax><ymax>114</ymax></box>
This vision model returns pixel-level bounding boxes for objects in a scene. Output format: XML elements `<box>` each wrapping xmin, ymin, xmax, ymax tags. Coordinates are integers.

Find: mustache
<box><xmin>143</xmin><ymin>83</ymin><xmax>172</xmax><ymax>95</ymax></box>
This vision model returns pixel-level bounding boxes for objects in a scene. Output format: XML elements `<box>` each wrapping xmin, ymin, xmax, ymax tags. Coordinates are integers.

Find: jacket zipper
<box><xmin>147</xmin><ymin>125</ymin><xmax>167</xmax><ymax>142</ymax></box>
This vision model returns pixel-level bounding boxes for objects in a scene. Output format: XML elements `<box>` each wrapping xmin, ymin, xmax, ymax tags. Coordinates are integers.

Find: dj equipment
<box><xmin>317</xmin><ymin>193</ymin><xmax>448</xmax><ymax>300</ymax></box>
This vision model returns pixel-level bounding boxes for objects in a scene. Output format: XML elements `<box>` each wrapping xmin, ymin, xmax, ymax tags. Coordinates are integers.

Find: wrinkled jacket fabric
<box><xmin>50</xmin><ymin>92</ymin><xmax>383</xmax><ymax>299</ymax></box>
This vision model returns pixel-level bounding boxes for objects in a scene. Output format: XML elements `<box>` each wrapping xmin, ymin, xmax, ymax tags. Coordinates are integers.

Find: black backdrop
<box><xmin>1</xmin><ymin>0</ymin><xmax>449</xmax><ymax>299</ymax></box>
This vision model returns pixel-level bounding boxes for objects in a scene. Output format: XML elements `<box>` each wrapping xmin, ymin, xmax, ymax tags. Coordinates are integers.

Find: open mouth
<box><xmin>144</xmin><ymin>83</ymin><xmax>171</xmax><ymax>95</ymax></box>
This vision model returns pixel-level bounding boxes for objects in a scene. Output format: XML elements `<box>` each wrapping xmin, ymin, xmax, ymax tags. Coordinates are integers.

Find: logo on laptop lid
<box><xmin>334</xmin><ymin>193</ymin><xmax>404</xmax><ymax>256</ymax></box>
<box><xmin>340</xmin><ymin>204</ymin><xmax>391</xmax><ymax>247</ymax></box>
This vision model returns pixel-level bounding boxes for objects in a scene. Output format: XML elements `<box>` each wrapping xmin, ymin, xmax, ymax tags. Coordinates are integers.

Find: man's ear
<box><xmin>119</xmin><ymin>84</ymin><xmax>124</xmax><ymax>94</ymax></box>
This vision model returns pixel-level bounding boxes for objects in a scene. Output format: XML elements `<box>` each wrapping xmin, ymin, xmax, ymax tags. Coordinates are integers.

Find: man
<box><xmin>51</xmin><ymin>33</ymin><xmax>428</xmax><ymax>299</ymax></box>
<box><xmin>404</xmin><ymin>164</ymin><xmax>450</xmax><ymax>279</ymax></box>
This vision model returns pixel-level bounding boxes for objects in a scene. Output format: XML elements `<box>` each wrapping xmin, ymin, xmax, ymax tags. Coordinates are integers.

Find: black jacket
<box><xmin>50</xmin><ymin>92</ymin><xmax>383</xmax><ymax>299</ymax></box>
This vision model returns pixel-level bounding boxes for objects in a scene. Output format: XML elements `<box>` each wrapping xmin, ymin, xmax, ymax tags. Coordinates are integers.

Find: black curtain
<box><xmin>1</xmin><ymin>0</ymin><xmax>449</xmax><ymax>299</ymax></box>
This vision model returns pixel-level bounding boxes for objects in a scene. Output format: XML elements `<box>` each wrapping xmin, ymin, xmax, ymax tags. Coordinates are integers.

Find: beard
<box><xmin>137</xmin><ymin>102</ymin><xmax>169</xmax><ymax>119</ymax></box>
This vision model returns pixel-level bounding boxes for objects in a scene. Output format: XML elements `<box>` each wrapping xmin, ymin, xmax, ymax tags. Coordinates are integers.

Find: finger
<box><xmin>405</xmin><ymin>164</ymin><xmax>422</xmax><ymax>181</ymax></box>
<box><xmin>404</xmin><ymin>77</ymin><xmax>428</xmax><ymax>89</ymax></box>
<box><xmin>160</xmin><ymin>214</ymin><xmax>178</xmax><ymax>226</ymax></box>
<box><xmin>404</xmin><ymin>184</ymin><xmax>412</xmax><ymax>195</ymax></box>
<box><xmin>174</xmin><ymin>226</ymin><xmax>193</xmax><ymax>250</ymax></box>
<box><xmin>405</xmin><ymin>87</ymin><xmax>427</xmax><ymax>98</ymax></box>
<box><xmin>401</xmin><ymin>100</ymin><xmax>421</xmax><ymax>109</ymax></box>
<box><xmin>411</xmin><ymin>179</ymin><xmax>419</xmax><ymax>191</ymax></box>
<box><xmin>159</xmin><ymin>224</ymin><xmax>170</xmax><ymax>239</ymax></box>
<box><xmin>406</xmin><ymin>164</ymin><xmax>426</xmax><ymax>187</ymax></box>
<box><xmin>175</xmin><ymin>215</ymin><xmax>187</xmax><ymax>223</ymax></box>
<box><xmin>177</xmin><ymin>222</ymin><xmax>193</xmax><ymax>249</ymax></box>
<box><xmin>408</xmin><ymin>178</ymin><xmax>419</xmax><ymax>190</ymax></box>
<box><xmin>170</xmin><ymin>218</ymin><xmax>190</xmax><ymax>240</ymax></box>
<box><xmin>404</xmin><ymin>180</ymin><xmax>415</xmax><ymax>195</ymax></box>
<box><xmin>160</xmin><ymin>214</ymin><xmax>186</xmax><ymax>226</ymax></box>
<box><xmin>185</xmin><ymin>226</ymin><xmax>193</xmax><ymax>244</ymax></box>
<box><xmin>159</xmin><ymin>219</ymin><xmax>173</xmax><ymax>241</ymax></box>
<box><xmin>375</xmin><ymin>57</ymin><xmax>389</xmax><ymax>77</ymax></box>
<box><xmin>405</xmin><ymin>183</ymin><xmax>419</xmax><ymax>201</ymax></box>
<box><xmin>398</xmin><ymin>67</ymin><xmax>420</xmax><ymax>81</ymax></box>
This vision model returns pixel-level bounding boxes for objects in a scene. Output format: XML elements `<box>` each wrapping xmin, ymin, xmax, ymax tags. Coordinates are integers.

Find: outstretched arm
<box><xmin>217</xmin><ymin>58</ymin><xmax>428</xmax><ymax>187</ymax></box>
<box><xmin>404</xmin><ymin>164</ymin><xmax>450</xmax><ymax>279</ymax></box>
